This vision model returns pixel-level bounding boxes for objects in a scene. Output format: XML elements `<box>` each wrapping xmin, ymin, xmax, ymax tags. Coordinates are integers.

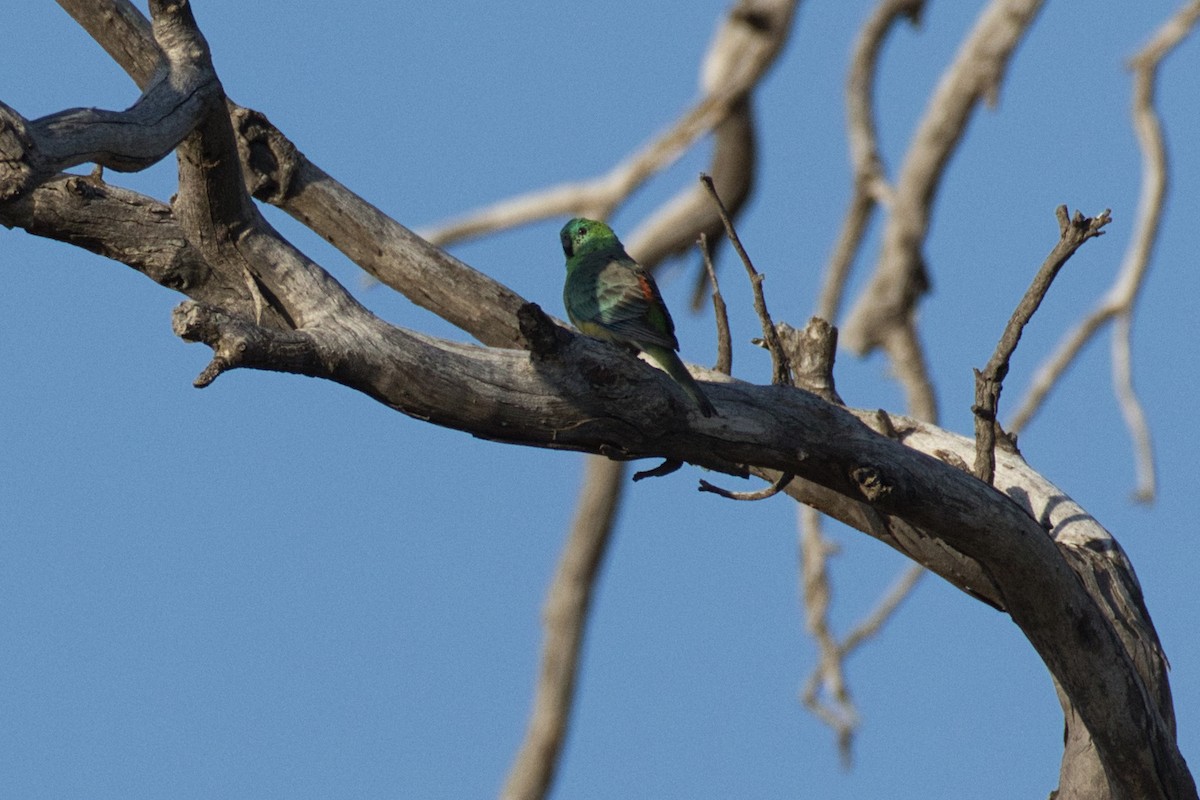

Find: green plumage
<box><xmin>560</xmin><ymin>218</ymin><xmax>716</xmax><ymax>417</ymax></box>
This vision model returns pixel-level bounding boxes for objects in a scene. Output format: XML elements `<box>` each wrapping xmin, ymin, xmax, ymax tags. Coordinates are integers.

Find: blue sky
<box><xmin>2</xmin><ymin>2</ymin><xmax>1198</xmax><ymax>798</ymax></box>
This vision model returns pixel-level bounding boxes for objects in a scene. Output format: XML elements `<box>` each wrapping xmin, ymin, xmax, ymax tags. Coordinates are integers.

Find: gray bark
<box><xmin>0</xmin><ymin>1</ymin><xmax>1192</xmax><ymax>797</ymax></box>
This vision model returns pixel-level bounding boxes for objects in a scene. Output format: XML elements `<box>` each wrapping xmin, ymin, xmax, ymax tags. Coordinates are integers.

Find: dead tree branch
<box><xmin>503</xmin><ymin>457</ymin><xmax>624</xmax><ymax>800</ymax></box>
<box><xmin>799</xmin><ymin>506</ymin><xmax>856</xmax><ymax>766</ymax></box>
<box><xmin>800</xmin><ymin>506</ymin><xmax>924</xmax><ymax>767</ymax></box>
<box><xmin>701</xmin><ymin>172</ymin><xmax>792</xmax><ymax>386</ymax></box>
<box><xmin>778</xmin><ymin>318</ymin><xmax>842</xmax><ymax>405</ymax></box>
<box><xmin>419</xmin><ymin>0</ymin><xmax>797</xmax><ymax>248</ymax></box>
<box><xmin>1</xmin><ymin>3</ymin><xmax>1194</xmax><ymax>797</ymax></box>
<box><xmin>972</xmin><ymin>207</ymin><xmax>1110</xmax><ymax>484</ymax></box>
<box><xmin>699</xmin><ymin>471</ymin><xmax>794</xmax><ymax>500</ymax></box>
<box><xmin>842</xmin><ymin>0</ymin><xmax>1046</xmax><ymax>421</ymax></box>
<box><xmin>1009</xmin><ymin>1</ymin><xmax>1200</xmax><ymax>501</ymax></box>
<box><xmin>701</xmin><ymin>233</ymin><xmax>734</xmax><ymax>375</ymax></box>
<box><xmin>816</xmin><ymin>0</ymin><xmax>924</xmax><ymax>322</ymax></box>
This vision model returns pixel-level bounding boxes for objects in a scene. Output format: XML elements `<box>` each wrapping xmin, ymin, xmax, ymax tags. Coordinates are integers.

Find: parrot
<box><xmin>560</xmin><ymin>217</ymin><xmax>717</xmax><ymax>417</ymax></box>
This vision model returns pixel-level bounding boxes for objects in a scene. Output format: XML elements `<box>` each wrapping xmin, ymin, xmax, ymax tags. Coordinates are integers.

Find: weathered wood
<box><xmin>0</xmin><ymin>2</ymin><xmax>1192</xmax><ymax>797</ymax></box>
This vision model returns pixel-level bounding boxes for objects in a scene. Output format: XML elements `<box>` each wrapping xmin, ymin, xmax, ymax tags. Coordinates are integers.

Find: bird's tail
<box><xmin>644</xmin><ymin>345</ymin><xmax>717</xmax><ymax>417</ymax></box>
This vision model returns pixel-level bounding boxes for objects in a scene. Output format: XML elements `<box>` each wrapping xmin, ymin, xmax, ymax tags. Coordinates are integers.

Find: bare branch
<box><xmin>799</xmin><ymin>506</ymin><xmax>857</xmax><ymax>767</ymax></box>
<box><xmin>700</xmin><ymin>233</ymin><xmax>734</xmax><ymax>375</ymax></box>
<box><xmin>0</xmin><ymin>6</ymin><xmax>219</xmax><ymax>198</ymax></box>
<box><xmin>632</xmin><ymin>459</ymin><xmax>684</xmax><ymax>482</ymax></box>
<box><xmin>161</xmin><ymin>7</ymin><xmax>364</xmax><ymax>337</ymax></box>
<box><xmin>46</xmin><ymin>0</ymin><xmax>531</xmax><ymax>349</ymax></box>
<box><xmin>419</xmin><ymin>0</ymin><xmax>796</xmax><ymax>247</ymax></box>
<box><xmin>171</xmin><ymin>302</ymin><xmax>322</xmax><ymax>387</ymax></box>
<box><xmin>699</xmin><ymin>471</ymin><xmax>793</xmax><ymax>500</ymax></box>
<box><xmin>1006</xmin><ymin>305</ymin><xmax>1107</xmax><ymax>432</ymax></box>
<box><xmin>973</xmin><ymin>207</ymin><xmax>1110</xmax><ymax>484</ymax></box>
<box><xmin>701</xmin><ymin>173</ymin><xmax>792</xmax><ymax>386</ymax></box>
<box><xmin>1009</xmin><ymin>2</ymin><xmax>1200</xmax><ymax>502</ymax></box>
<box><xmin>816</xmin><ymin>0</ymin><xmax>924</xmax><ymax>322</ymax></box>
<box><xmin>229</xmin><ymin>107</ymin><xmax>532</xmax><ymax>348</ymax></box>
<box><xmin>843</xmin><ymin>0</ymin><xmax>1046</xmax><ymax>420</ymax></box>
<box><xmin>503</xmin><ymin>457</ymin><xmax>624</xmax><ymax>800</ymax></box>
<box><xmin>841</xmin><ymin>563</ymin><xmax>924</xmax><ymax>654</ymax></box>
<box><xmin>800</xmin><ymin>499</ymin><xmax>925</xmax><ymax>767</ymax></box>
<box><xmin>1112</xmin><ymin>313</ymin><xmax>1156</xmax><ymax>503</ymax></box>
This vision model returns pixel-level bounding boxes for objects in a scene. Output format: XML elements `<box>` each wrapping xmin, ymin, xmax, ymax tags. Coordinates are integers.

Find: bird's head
<box><xmin>560</xmin><ymin>217</ymin><xmax>619</xmax><ymax>260</ymax></box>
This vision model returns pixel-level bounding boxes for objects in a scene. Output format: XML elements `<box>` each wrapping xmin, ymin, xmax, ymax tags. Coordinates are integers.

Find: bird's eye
<box><xmin>577</xmin><ymin>226</ymin><xmax>587</xmax><ymax>237</ymax></box>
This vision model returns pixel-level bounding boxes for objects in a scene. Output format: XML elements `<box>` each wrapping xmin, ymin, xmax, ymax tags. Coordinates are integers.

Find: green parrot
<box><xmin>560</xmin><ymin>217</ymin><xmax>717</xmax><ymax>417</ymax></box>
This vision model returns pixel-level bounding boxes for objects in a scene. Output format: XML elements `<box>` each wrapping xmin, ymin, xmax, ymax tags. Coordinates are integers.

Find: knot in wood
<box><xmin>66</xmin><ymin>176</ymin><xmax>106</xmax><ymax>201</ymax></box>
<box><xmin>851</xmin><ymin>465</ymin><xmax>891</xmax><ymax>502</ymax></box>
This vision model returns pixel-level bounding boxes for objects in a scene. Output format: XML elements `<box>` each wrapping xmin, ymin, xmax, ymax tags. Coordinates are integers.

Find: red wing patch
<box><xmin>636</xmin><ymin>273</ymin><xmax>656</xmax><ymax>302</ymax></box>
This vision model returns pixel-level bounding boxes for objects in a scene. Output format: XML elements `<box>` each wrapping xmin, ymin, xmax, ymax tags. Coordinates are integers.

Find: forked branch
<box><xmin>972</xmin><ymin>207</ymin><xmax>1110</xmax><ymax>484</ymax></box>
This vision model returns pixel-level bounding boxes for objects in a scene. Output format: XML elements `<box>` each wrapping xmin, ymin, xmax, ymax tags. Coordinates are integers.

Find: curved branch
<box><xmin>168</xmin><ymin>285</ymin><xmax>1192</xmax><ymax>796</ymax></box>
<box><xmin>418</xmin><ymin>0</ymin><xmax>796</xmax><ymax>247</ymax></box>
<box><xmin>53</xmin><ymin>0</ymin><xmax>531</xmax><ymax>349</ymax></box>
<box><xmin>700</xmin><ymin>233</ymin><xmax>734</xmax><ymax>374</ymax></box>
<box><xmin>816</xmin><ymin>0</ymin><xmax>923</xmax><ymax>322</ymax></box>
<box><xmin>3</xmin><ymin>3</ymin><xmax>1194</xmax><ymax>795</ymax></box>
<box><xmin>503</xmin><ymin>457</ymin><xmax>625</xmax><ymax>800</ymax></box>
<box><xmin>842</xmin><ymin>0</ymin><xmax>1046</xmax><ymax>420</ymax></box>
<box><xmin>0</xmin><ymin>5</ymin><xmax>217</xmax><ymax>201</ymax></box>
<box><xmin>1009</xmin><ymin>2</ymin><xmax>1200</xmax><ymax>502</ymax></box>
<box><xmin>15</xmin><ymin>2</ymin><xmax>216</xmax><ymax>181</ymax></box>
<box><xmin>699</xmin><ymin>471</ymin><xmax>793</xmax><ymax>500</ymax></box>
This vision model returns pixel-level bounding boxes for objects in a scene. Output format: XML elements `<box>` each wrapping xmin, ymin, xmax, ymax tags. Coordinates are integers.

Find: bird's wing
<box><xmin>590</xmin><ymin>259</ymin><xmax>679</xmax><ymax>351</ymax></box>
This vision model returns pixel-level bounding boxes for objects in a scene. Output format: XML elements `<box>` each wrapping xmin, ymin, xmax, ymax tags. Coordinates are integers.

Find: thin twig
<box><xmin>699</xmin><ymin>472</ymin><xmax>794</xmax><ymax>500</ymax></box>
<box><xmin>632</xmin><ymin>458</ymin><xmax>684</xmax><ymax>482</ymax></box>
<box><xmin>503</xmin><ymin>457</ymin><xmax>625</xmax><ymax>800</ymax></box>
<box><xmin>972</xmin><ymin>206</ymin><xmax>1111</xmax><ymax>483</ymax></box>
<box><xmin>700</xmin><ymin>172</ymin><xmax>793</xmax><ymax>386</ymax></box>
<box><xmin>700</xmin><ymin>233</ymin><xmax>733</xmax><ymax>375</ymax></box>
